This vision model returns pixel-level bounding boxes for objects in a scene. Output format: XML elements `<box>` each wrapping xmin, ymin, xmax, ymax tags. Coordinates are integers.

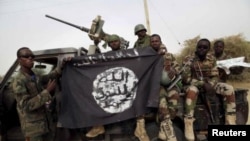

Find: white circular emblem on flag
<box><xmin>92</xmin><ymin>67</ymin><xmax>138</xmax><ymax>113</ymax></box>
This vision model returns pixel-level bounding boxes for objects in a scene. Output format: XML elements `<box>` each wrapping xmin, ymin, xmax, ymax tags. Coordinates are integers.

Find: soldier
<box><xmin>212</xmin><ymin>40</ymin><xmax>245</xmax><ymax>82</ymax></box>
<box><xmin>106</xmin><ymin>34</ymin><xmax>122</xmax><ymax>51</ymax></box>
<box><xmin>12</xmin><ymin>47</ymin><xmax>69</xmax><ymax>141</ymax></box>
<box><xmin>150</xmin><ymin>34</ymin><xmax>180</xmax><ymax>141</ymax></box>
<box><xmin>182</xmin><ymin>39</ymin><xmax>236</xmax><ymax>141</ymax></box>
<box><xmin>133</xmin><ymin>24</ymin><xmax>151</xmax><ymax>48</ymax></box>
<box><xmin>85</xmin><ymin>34</ymin><xmax>122</xmax><ymax>138</ymax></box>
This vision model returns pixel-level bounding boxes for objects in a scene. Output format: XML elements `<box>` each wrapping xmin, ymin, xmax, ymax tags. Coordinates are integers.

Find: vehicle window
<box><xmin>33</xmin><ymin>61</ymin><xmax>55</xmax><ymax>76</ymax></box>
<box><xmin>7</xmin><ymin>58</ymin><xmax>57</xmax><ymax>85</ymax></box>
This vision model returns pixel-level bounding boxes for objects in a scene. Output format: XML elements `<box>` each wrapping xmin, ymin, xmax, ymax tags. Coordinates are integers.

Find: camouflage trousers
<box><xmin>185</xmin><ymin>82</ymin><xmax>236</xmax><ymax>117</ymax></box>
<box><xmin>25</xmin><ymin>115</ymin><xmax>57</xmax><ymax>141</ymax></box>
<box><xmin>158</xmin><ymin>86</ymin><xmax>180</xmax><ymax>121</ymax></box>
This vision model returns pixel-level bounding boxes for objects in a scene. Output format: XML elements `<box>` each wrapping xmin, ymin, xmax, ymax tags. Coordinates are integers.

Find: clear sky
<box><xmin>0</xmin><ymin>0</ymin><xmax>250</xmax><ymax>76</ymax></box>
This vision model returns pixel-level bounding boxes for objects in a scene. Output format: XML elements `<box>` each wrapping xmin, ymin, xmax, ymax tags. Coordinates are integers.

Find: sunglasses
<box><xmin>197</xmin><ymin>45</ymin><xmax>209</xmax><ymax>50</ymax></box>
<box><xmin>19</xmin><ymin>54</ymin><xmax>35</xmax><ymax>59</ymax></box>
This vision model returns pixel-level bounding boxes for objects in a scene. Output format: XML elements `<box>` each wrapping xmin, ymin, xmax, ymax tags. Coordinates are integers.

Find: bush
<box><xmin>175</xmin><ymin>34</ymin><xmax>250</xmax><ymax>82</ymax></box>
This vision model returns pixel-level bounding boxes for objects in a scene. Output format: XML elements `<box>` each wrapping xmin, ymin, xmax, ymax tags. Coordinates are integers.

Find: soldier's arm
<box><xmin>12</xmin><ymin>77</ymin><xmax>52</xmax><ymax>112</ymax></box>
<box><xmin>170</xmin><ymin>53</ymin><xmax>180</xmax><ymax>73</ymax></box>
<box><xmin>209</xmin><ymin>59</ymin><xmax>219</xmax><ymax>86</ymax></box>
<box><xmin>42</xmin><ymin>58</ymin><xmax>70</xmax><ymax>81</ymax></box>
<box><xmin>181</xmin><ymin>56</ymin><xmax>192</xmax><ymax>85</ymax></box>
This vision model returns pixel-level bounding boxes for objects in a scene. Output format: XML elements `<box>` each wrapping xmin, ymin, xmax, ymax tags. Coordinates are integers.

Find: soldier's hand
<box><xmin>195</xmin><ymin>80</ymin><xmax>204</xmax><ymax>87</ymax></box>
<box><xmin>63</xmin><ymin>56</ymin><xmax>72</xmax><ymax>62</ymax></box>
<box><xmin>167</xmin><ymin>67</ymin><xmax>177</xmax><ymax>80</ymax></box>
<box><xmin>61</xmin><ymin>57</ymin><xmax>72</xmax><ymax>69</ymax></box>
<box><xmin>158</xmin><ymin>47</ymin><xmax>167</xmax><ymax>55</ymax></box>
<box><xmin>46</xmin><ymin>79</ymin><xmax>57</xmax><ymax>94</ymax></box>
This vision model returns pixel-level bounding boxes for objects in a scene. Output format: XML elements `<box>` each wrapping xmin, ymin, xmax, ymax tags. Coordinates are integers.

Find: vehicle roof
<box><xmin>33</xmin><ymin>47</ymin><xmax>79</xmax><ymax>56</ymax></box>
<box><xmin>0</xmin><ymin>47</ymin><xmax>81</xmax><ymax>87</ymax></box>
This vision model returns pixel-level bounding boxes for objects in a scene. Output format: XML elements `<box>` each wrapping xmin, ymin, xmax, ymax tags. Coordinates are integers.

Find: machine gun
<box><xmin>45</xmin><ymin>14</ymin><xmax>129</xmax><ymax>50</ymax></box>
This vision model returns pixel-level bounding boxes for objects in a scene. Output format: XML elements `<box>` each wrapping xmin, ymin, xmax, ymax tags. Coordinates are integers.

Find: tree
<box><xmin>175</xmin><ymin>34</ymin><xmax>250</xmax><ymax>82</ymax></box>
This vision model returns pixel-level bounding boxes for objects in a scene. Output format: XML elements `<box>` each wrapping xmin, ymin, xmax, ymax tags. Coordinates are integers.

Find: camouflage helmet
<box><xmin>134</xmin><ymin>24</ymin><xmax>147</xmax><ymax>35</ymax></box>
<box><xmin>107</xmin><ymin>34</ymin><xmax>120</xmax><ymax>43</ymax></box>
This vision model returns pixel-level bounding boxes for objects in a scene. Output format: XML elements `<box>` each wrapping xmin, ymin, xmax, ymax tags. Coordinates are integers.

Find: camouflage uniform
<box><xmin>213</xmin><ymin>52</ymin><xmax>231</xmax><ymax>82</ymax></box>
<box><xmin>213</xmin><ymin>51</ymin><xmax>230</xmax><ymax>60</ymax></box>
<box><xmin>133</xmin><ymin>34</ymin><xmax>151</xmax><ymax>48</ymax></box>
<box><xmin>159</xmin><ymin>52</ymin><xmax>180</xmax><ymax>121</ymax></box>
<box><xmin>182</xmin><ymin>52</ymin><xmax>236</xmax><ymax>140</ymax></box>
<box><xmin>133</xmin><ymin>30</ymin><xmax>152</xmax><ymax>140</ymax></box>
<box><xmin>182</xmin><ymin>53</ymin><xmax>236</xmax><ymax>118</ymax></box>
<box><xmin>12</xmin><ymin>68</ymin><xmax>61</xmax><ymax>141</ymax></box>
<box><xmin>213</xmin><ymin>40</ymin><xmax>245</xmax><ymax>82</ymax></box>
<box><xmin>158</xmin><ymin>52</ymin><xmax>180</xmax><ymax>141</ymax></box>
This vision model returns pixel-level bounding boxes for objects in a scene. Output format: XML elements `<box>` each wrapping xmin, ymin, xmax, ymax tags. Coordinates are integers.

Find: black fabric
<box><xmin>59</xmin><ymin>47</ymin><xmax>163</xmax><ymax>128</ymax></box>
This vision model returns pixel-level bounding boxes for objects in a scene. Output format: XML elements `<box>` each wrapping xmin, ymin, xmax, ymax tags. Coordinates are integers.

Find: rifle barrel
<box><xmin>45</xmin><ymin>14</ymin><xmax>89</xmax><ymax>32</ymax></box>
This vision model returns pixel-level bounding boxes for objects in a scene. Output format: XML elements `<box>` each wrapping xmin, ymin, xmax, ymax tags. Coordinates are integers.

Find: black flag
<box><xmin>59</xmin><ymin>47</ymin><xmax>163</xmax><ymax>128</ymax></box>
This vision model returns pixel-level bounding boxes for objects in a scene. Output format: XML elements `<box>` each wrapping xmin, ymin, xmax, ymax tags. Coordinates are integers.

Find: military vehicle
<box><xmin>0</xmin><ymin>15</ymin><xmax>249</xmax><ymax>141</ymax></box>
<box><xmin>0</xmin><ymin>46</ymin><xmax>184</xmax><ymax>141</ymax></box>
<box><xmin>45</xmin><ymin>14</ymin><xmax>130</xmax><ymax>51</ymax></box>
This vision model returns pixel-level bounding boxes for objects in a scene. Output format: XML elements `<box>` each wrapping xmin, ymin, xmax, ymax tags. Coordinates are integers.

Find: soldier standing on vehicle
<box><xmin>150</xmin><ymin>34</ymin><xmax>180</xmax><ymax>141</ymax></box>
<box><xmin>106</xmin><ymin>34</ymin><xmax>122</xmax><ymax>51</ymax></box>
<box><xmin>12</xmin><ymin>47</ymin><xmax>69</xmax><ymax>141</ymax></box>
<box><xmin>133</xmin><ymin>24</ymin><xmax>151</xmax><ymax>48</ymax></box>
<box><xmin>181</xmin><ymin>39</ymin><xmax>236</xmax><ymax>141</ymax></box>
<box><xmin>212</xmin><ymin>40</ymin><xmax>245</xmax><ymax>82</ymax></box>
<box><xmin>132</xmin><ymin>24</ymin><xmax>151</xmax><ymax>141</ymax></box>
<box><xmin>85</xmin><ymin>34</ymin><xmax>122</xmax><ymax>138</ymax></box>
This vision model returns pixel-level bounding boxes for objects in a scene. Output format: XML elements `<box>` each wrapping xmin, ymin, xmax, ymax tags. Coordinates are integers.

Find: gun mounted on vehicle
<box><xmin>45</xmin><ymin>14</ymin><xmax>129</xmax><ymax>50</ymax></box>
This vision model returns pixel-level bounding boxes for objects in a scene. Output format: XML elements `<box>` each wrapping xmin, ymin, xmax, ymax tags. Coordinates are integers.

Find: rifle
<box><xmin>45</xmin><ymin>14</ymin><xmax>129</xmax><ymax>49</ymax></box>
<box><xmin>166</xmin><ymin>58</ymin><xmax>193</xmax><ymax>91</ymax></box>
<box><xmin>200</xmin><ymin>83</ymin><xmax>216</xmax><ymax>123</ymax></box>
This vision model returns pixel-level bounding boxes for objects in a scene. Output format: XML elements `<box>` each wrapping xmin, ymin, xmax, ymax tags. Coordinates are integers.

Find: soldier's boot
<box><xmin>158</xmin><ymin>117</ymin><xmax>177</xmax><ymax>141</ymax></box>
<box><xmin>184</xmin><ymin>116</ymin><xmax>195</xmax><ymax>141</ymax></box>
<box><xmin>225</xmin><ymin>114</ymin><xmax>236</xmax><ymax>125</ymax></box>
<box><xmin>86</xmin><ymin>125</ymin><xmax>105</xmax><ymax>138</ymax></box>
<box><xmin>134</xmin><ymin>118</ymin><xmax>150</xmax><ymax>141</ymax></box>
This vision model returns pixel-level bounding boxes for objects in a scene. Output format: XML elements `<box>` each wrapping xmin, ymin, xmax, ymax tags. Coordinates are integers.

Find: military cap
<box><xmin>134</xmin><ymin>24</ymin><xmax>147</xmax><ymax>35</ymax></box>
<box><xmin>107</xmin><ymin>34</ymin><xmax>120</xmax><ymax>43</ymax></box>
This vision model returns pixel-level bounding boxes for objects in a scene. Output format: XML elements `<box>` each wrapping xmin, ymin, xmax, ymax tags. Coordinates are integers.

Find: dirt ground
<box><xmin>228</xmin><ymin>81</ymin><xmax>250</xmax><ymax>124</ymax></box>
